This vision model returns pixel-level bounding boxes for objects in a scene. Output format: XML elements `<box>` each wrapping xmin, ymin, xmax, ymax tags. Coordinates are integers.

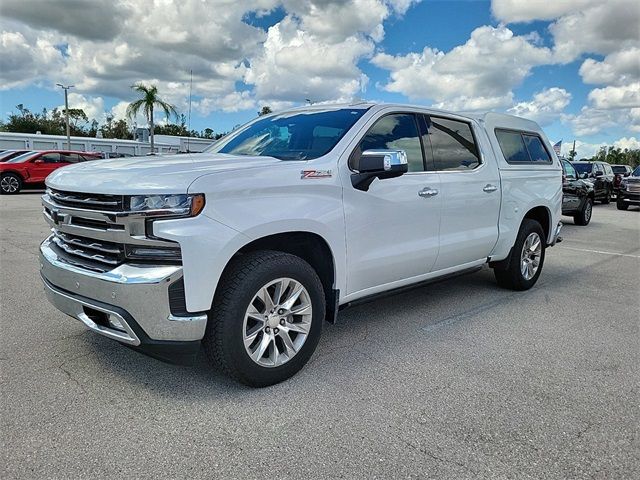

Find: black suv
<box><xmin>611</xmin><ymin>164</ymin><xmax>633</xmax><ymax>197</ymax></box>
<box><xmin>562</xmin><ymin>159</ymin><xmax>595</xmax><ymax>225</ymax></box>
<box><xmin>571</xmin><ymin>161</ymin><xmax>614</xmax><ymax>204</ymax></box>
<box><xmin>617</xmin><ymin>165</ymin><xmax>640</xmax><ymax>210</ymax></box>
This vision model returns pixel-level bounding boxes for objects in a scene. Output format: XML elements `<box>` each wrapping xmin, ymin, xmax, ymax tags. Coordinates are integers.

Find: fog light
<box><xmin>124</xmin><ymin>245</ymin><xmax>181</xmax><ymax>261</ymax></box>
<box><xmin>108</xmin><ymin>315</ymin><xmax>126</xmax><ymax>332</ymax></box>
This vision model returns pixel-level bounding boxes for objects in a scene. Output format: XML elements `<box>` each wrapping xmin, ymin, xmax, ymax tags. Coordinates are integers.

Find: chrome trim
<box><xmin>167</xmin><ymin>314</ymin><xmax>209</xmax><ymax>322</ymax></box>
<box><xmin>52</xmin><ymin>235</ymin><xmax>120</xmax><ymax>265</ymax></box>
<box><xmin>42</xmin><ymin>276</ymin><xmax>140</xmax><ymax>346</ymax></box>
<box><xmin>40</xmin><ymin>239</ymin><xmax>207</xmax><ymax>342</ymax></box>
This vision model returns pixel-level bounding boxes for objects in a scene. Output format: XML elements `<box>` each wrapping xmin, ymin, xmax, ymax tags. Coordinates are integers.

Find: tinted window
<box><xmin>633</xmin><ymin>166</ymin><xmax>640</xmax><ymax>177</ymax></box>
<box><xmin>523</xmin><ymin>135</ymin><xmax>552</xmax><ymax>162</ymax></box>
<box><xmin>214</xmin><ymin>108</ymin><xmax>367</xmax><ymax>160</ymax></box>
<box><xmin>357</xmin><ymin>114</ymin><xmax>424</xmax><ymax>172</ymax></box>
<box><xmin>612</xmin><ymin>165</ymin><xmax>628</xmax><ymax>174</ymax></box>
<box><xmin>40</xmin><ymin>153</ymin><xmax>61</xmax><ymax>163</ymax></box>
<box><xmin>495</xmin><ymin>130</ymin><xmax>529</xmax><ymax>163</ymax></box>
<box><xmin>572</xmin><ymin>163</ymin><xmax>592</xmax><ymax>174</ymax></box>
<box><xmin>562</xmin><ymin>160</ymin><xmax>577</xmax><ymax>179</ymax></box>
<box><xmin>60</xmin><ymin>153</ymin><xmax>81</xmax><ymax>163</ymax></box>
<box><xmin>603</xmin><ymin>164</ymin><xmax>612</xmax><ymax>175</ymax></box>
<box><xmin>426</xmin><ymin>117</ymin><xmax>480</xmax><ymax>171</ymax></box>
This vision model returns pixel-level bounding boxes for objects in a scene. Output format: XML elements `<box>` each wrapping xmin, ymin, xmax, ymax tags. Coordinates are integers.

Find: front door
<box><xmin>29</xmin><ymin>153</ymin><xmax>62</xmax><ymax>182</ymax></box>
<box><xmin>562</xmin><ymin>160</ymin><xmax>580</xmax><ymax>213</ymax></box>
<box><xmin>343</xmin><ymin>112</ymin><xmax>442</xmax><ymax>296</ymax></box>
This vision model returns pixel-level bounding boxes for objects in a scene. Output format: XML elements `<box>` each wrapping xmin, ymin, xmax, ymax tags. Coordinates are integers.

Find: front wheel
<box><xmin>617</xmin><ymin>198</ymin><xmax>629</xmax><ymax>210</ymax></box>
<box><xmin>0</xmin><ymin>173</ymin><xmax>22</xmax><ymax>194</ymax></box>
<box><xmin>203</xmin><ymin>250</ymin><xmax>325</xmax><ymax>387</ymax></box>
<box><xmin>494</xmin><ymin>219</ymin><xmax>546</xmax><ymax>291</ymax></box>
<box><xmin>574</xmin><ymin>198</ymin><xmax>593</xmax><ymax>226</ymax></box>
<box><xmin>601</xmin><ymin>190</ymin><xmax>611</xmax><ymax>204</ymax></box>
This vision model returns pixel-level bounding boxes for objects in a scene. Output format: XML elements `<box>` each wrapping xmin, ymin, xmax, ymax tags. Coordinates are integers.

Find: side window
<box><xmin>426</xmin><ymin>116</ymin><xmax>480</xmax><ymax>171</ymax></box>
<box><xmin>61</xmin><ymin>153</ymin><xmax>81</xmax><ymax>163</ymax></box>
<box><xmin>523</xmin><ymin>135</ymin><xmax>552</xmax><ymax>162</ymax></box>
<box><xmin>604</xmin><ymin>164</ymin><xmax>612</xmax><ymax>175</ymax></box>
<box><xmin>495</xmin><ymin>130</ymin><xmax>529</xmax><ymax>163</ymax></box>
<box><xmin>563</xmin><ymin>160</ymin><xmax>577</xmax><ymax>179</ymax></box>
<box><xmin>40</xmin><ymin>153</ymin><xmax>60</xmax><ymax>163</ymax></box>
<box><xmin>356</xmin><ymin>113</ymin><xmax>425</xmax><ymax>172</ymax></box>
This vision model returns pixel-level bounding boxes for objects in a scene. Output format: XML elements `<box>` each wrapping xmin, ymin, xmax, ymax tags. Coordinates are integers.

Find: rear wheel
<box><xmin>573</xmin><ymin>198</ymin><xmax>593</xmax><ymax>226</ymax></box>
<box><xmin>494</xmin><ymin>219</ymin><xmax>546</xmax><ymax>291</ymax></box>
<box><xmin>203</xmin><ymin>250</ymin><xmax>325</xmax><ymax>387</ymax></box>
<box><xmin>617</xmin><ymin>198</ymin><xmax>629</xmax><ymax>210</ymax></box>
<box><xmin>0</xmin><ymin>173</ymin><xmax>22</xmax><ymax>194</ymax></box>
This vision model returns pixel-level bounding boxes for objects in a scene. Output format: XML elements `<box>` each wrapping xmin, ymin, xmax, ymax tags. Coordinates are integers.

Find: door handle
<box><xmin>483</xmin><ymin>184</ymin><xmax>498</xmax><ymax>193</ymax></box>
<box><xmin>418</xmin><ymin>187</ymin><xmax>439</xmax><ymax>198</ymax></box>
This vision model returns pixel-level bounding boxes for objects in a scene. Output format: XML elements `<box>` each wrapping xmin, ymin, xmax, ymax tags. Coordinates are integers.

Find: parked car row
<box><xmin>616</xmin><ymin>165</ymin><xmax>640</xmax><ymax>210</ymax></box>
<box><xmin>0</xmin><ymin>150</ymin><xmax>102</xmax><ymax>194</ymax></box>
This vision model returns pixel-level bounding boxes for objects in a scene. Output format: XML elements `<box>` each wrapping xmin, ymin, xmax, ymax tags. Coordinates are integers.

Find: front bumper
<box><xmin>618</xmin><ymin>191</ymin><xmax>640</xmax><ymax>205</ymax></box>
<box><xmin>40</xmin><ymin>237</ymin><xmax>207</xmax><ymax>363</ymax></box>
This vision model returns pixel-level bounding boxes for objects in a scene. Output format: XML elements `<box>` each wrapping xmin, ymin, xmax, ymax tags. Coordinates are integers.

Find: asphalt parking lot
<box><xmin>1</xmin><ymin>191</ymin><xmax>638</xmax><ymax>479</ymax></box>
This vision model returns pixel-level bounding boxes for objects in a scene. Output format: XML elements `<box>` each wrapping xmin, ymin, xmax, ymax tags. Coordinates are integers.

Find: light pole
<box><xmin>56</xmin><ymin>84</ymin><xmax>74</xmax><ymax>150</ymax></box>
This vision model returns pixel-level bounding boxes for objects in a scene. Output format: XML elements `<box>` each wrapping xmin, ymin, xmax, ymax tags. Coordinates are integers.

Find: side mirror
<box><xmin>34</xmin><ymin>159</ymin><xmax>44</xmax><ymax>164</ymax></box>
<box><xmin>351</xmin><ymin>149</ymin><xmax>408</xmax><ymax>191</ymax></box>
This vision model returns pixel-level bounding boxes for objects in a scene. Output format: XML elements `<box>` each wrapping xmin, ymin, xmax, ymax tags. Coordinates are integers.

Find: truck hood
<box><xmin>46</xmin><ymin>153</ymin><xmax>283</xmax><ymax>194</ymax></box>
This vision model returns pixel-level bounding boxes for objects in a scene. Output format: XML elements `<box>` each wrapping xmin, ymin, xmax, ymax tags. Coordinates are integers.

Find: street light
<box><xmin>56</xmin><ymin>83</ymin><xmax>74</xmax><ymax>150</ymax></box>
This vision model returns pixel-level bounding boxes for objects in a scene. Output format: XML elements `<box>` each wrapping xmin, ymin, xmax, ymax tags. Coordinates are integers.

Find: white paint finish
<box><xmin>44</xmin><ymin>103</ymin><xmax>563</xmax><ymax>318</ymax></box>
<box><xmin>342</xmin><ymin>171</ymin><xmax>442</xmax><ymax>295</ymax></box>
<box><xmin>432</xmin><ymin>123</ymin><xmax>501</xmax><ymax>271</ymax></box>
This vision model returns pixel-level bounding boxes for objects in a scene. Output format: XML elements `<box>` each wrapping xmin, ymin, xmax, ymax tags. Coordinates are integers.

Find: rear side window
<box><xmin>61</xmin><ymin>153</ymin><xmax>82</xmax><ymax>163</ymax></box>
<box><xmin>495</xmin><ymin>129</ymin><xmax>552</xmax><ymax>164</ymax></box>
<box><xmin>426</xmin><ymin>116</ymin><xmax>480</xmax><ymax>171</ymax></box>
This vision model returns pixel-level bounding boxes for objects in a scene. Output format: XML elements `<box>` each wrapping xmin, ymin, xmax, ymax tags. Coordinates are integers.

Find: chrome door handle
<box><xmin>418</xmin><ymin>187</ymin><xmax>439</xmax><ymax>198</ymax></box>
<box><xmin>483</xmin><ymin>184</ymin><xmax>498</xmax><ymax>193</ymax></box>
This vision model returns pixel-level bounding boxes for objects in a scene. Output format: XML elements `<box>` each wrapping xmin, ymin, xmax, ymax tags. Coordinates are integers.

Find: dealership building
<box><xmin>0</xmin><ymin>131</ymin><xmax>213</xmax><ymax>156</ymax></box>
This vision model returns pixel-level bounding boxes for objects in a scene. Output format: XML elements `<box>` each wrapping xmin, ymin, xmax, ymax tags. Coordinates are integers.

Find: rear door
<box><xmin>28</xmin><ymin>153</ymin><xmax>61</xmax><ymax>182</ymax></box>
<box><xmin>423</xmin><ymin>115</ymin><xmax>501</xmax><ymax>271</ymax></box>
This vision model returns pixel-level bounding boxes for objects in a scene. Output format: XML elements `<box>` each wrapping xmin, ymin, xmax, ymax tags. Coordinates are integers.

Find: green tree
<box><xmin>258</xmin><ymin>105</ymin><xmax>273</xmax><ymax>116</ymax></box>
<box><xmin>126</xmin><ymin>83</ymin><xmax>177</xmax><ymax>153</ymax></box>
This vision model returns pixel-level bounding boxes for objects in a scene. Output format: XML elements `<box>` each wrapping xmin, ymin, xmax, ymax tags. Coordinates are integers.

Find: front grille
<box><xmin>627</xmin><ymin>181</ymin><xmax>640</xmax><ymax>194</ymax></box>
<box><xmin>48</xmin><ymin>189</ymin><xmax>124</xmax><ymax>212</ymax></box>
<box><xmin>51</xmin><ymin>231</ymin><xmax>124</xmax><ymax>272</ymax></box>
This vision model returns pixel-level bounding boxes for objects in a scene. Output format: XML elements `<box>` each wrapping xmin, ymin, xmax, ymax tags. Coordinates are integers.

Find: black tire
<box><xmin>0</xmin><ymin>173</ymin><xmax>22</xmax><ymax>194</ymax></box>
<box><xmin>203</xmin><ymin>250</ymin><xmax>325</xmax><ymax>387</ymax></box>
<box><xmin>493</xmin><ymin>219</ymin><xmax>546</xmax><ymax>291</ymax></box>
<box><xmin>617</xmin><ymin>198</ymin><xmax>629</xmax><ymax>210</ymax></box>
<box><xmin>601</xmin><ymin>190</ymin><xmax>610</xmax><ymax>204</ymax></box>
<box><xmin>573</xmin><ymin>198</ymin><xmax>593</xmax><ymax>226</ymax></box>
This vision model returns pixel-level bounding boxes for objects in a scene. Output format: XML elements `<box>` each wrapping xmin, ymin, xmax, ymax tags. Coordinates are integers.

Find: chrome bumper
<box><xmin>39</xmin><ymin>237</ymin><xmax>207</xmax><ymax>343</ymax></box>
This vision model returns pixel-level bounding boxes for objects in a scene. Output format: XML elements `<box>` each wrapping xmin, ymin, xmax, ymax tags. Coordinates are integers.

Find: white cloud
<box><xmin>244</xmin><ymin>15</ymin><xmax>373</xmax><ymax>103</ymax></box>
<box><xmin>614</xmin><ymin>136</ymin><xmax>640</xmax><ymax>150</ymax></box>
<box><xmin>579</xmin><ymin>47</ymin><xmax>640</xmax><ymax>86</ymax></box>
<box><xmin>491</xmin><ymin>0</ymin><xmax>597</xmax><ymax>23</ymax></box>
<box><xmin>58</xmin><ymin>93</ymin><xmax>105</xmax><ymax>122</ymax></box>
<box><xmin>563</xmin><ymin>106</ymin><xmax>640</xmax><ymax>137</ymax></box>
<box><xmin>588</xmin><ymin>83</ymin><xmax>640</xmax><ymax>110</ymax></box>
<box><xmin>508</xmin><ymin>87</ymin><xmax>571</xmax><ymax>125</ymax></box>
<box><xmin>372</xmin><ymin>25</ymin><xmax>552</xmax><ymax>110</ymax></box>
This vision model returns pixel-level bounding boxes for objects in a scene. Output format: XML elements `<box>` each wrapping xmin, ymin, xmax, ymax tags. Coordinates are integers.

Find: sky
<box><xmin>1</xmin><ymin>0</ymin><xmax>639</xmax><ymax>158</ymax></box>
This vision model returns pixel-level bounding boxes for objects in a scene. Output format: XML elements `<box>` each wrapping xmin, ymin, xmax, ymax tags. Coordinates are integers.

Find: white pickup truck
<box><xmin>40</xmin><ymin>103</ymin><xmax>562</xmax><ymax>386</ymax></box>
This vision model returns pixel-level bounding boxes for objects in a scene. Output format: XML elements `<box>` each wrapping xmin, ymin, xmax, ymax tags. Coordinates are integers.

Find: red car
<box><xmin>0</xmin><ymin>150</ymin><xmax>102</xmax><ymax>194</ymax></box>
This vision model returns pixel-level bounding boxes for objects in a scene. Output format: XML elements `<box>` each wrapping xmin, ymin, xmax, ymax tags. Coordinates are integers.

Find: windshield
<box><xmin>209</xmin><ymin>108</ymin><xmax>368</xmax><ymax>160</ymax></box>
<box><xmin>572</xmin><ymin>163</ymin><xmax>592</xmax><ymax>174</ymax></box>
<box><xmin>634</xmin><ymin>166</ymin><xmax>640</xmax><ymax>177</ymax></box>
<box><xmin>0</xmin><ymin>150</ymin><xmax>25</xmax><ymax>161</ymax></box>
<box><xmin>6</xmin><ymin>152</ymin><xmax>38</xmax><ymax>163</ymax></box>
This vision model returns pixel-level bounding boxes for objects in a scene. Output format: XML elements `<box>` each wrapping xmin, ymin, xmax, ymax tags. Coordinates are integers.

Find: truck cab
<box><xmin>39</xmin><ymin>103</ymin><xmax>562</xmax><ymax>386</ymax></box>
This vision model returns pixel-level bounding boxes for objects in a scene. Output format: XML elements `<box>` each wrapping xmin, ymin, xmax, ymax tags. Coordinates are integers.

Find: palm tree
<box><xmin>126</xmin><ymin>83</ymin><xmax>177</xmax><ymax>154</ymax></box>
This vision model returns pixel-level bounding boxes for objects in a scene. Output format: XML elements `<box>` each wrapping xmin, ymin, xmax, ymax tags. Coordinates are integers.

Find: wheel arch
<box><xmin>227</xmin><ymin>231</ymin><xmax>339</xmax><ymax>323</ymax></box>
<box><xmin>523</xmin><ymin>205</ymin><xmax>551</xmax><ymax>244</ymax></box>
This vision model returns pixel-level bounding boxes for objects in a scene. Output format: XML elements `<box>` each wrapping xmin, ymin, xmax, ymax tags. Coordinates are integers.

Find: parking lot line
<box><xmin>560</xmin><ymin>246</ymin><xmax>640</xmax><ymax>259</ymax></box>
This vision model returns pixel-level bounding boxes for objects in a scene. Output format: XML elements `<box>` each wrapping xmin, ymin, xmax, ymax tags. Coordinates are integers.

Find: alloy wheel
<box><xmin>520</xmin><ymin>232</ymin><xmax>542</xmax><ymax>281</ymax></box>
<box><xmin>0</xmin><ymin>176</ymin><xmax>19</xmax><ymax>193</ymax></box>
<box><xmin>243</xmin><ymin>278</ymin><xmax>312</xmax><ymax>367</ymax></box>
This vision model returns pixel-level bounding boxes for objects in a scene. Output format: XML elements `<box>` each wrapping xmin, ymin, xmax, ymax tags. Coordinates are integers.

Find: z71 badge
<box><xmin>301</xmin><ymin>169</ymin><xmax>332</xmax><ymax>179</ymax></box>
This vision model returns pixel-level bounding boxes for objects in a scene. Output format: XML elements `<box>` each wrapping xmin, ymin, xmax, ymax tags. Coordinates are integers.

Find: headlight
<box><xmin>128</xmin><ymin>193</ymin><xmax>205</xmax><ymax>217</ymax></box>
